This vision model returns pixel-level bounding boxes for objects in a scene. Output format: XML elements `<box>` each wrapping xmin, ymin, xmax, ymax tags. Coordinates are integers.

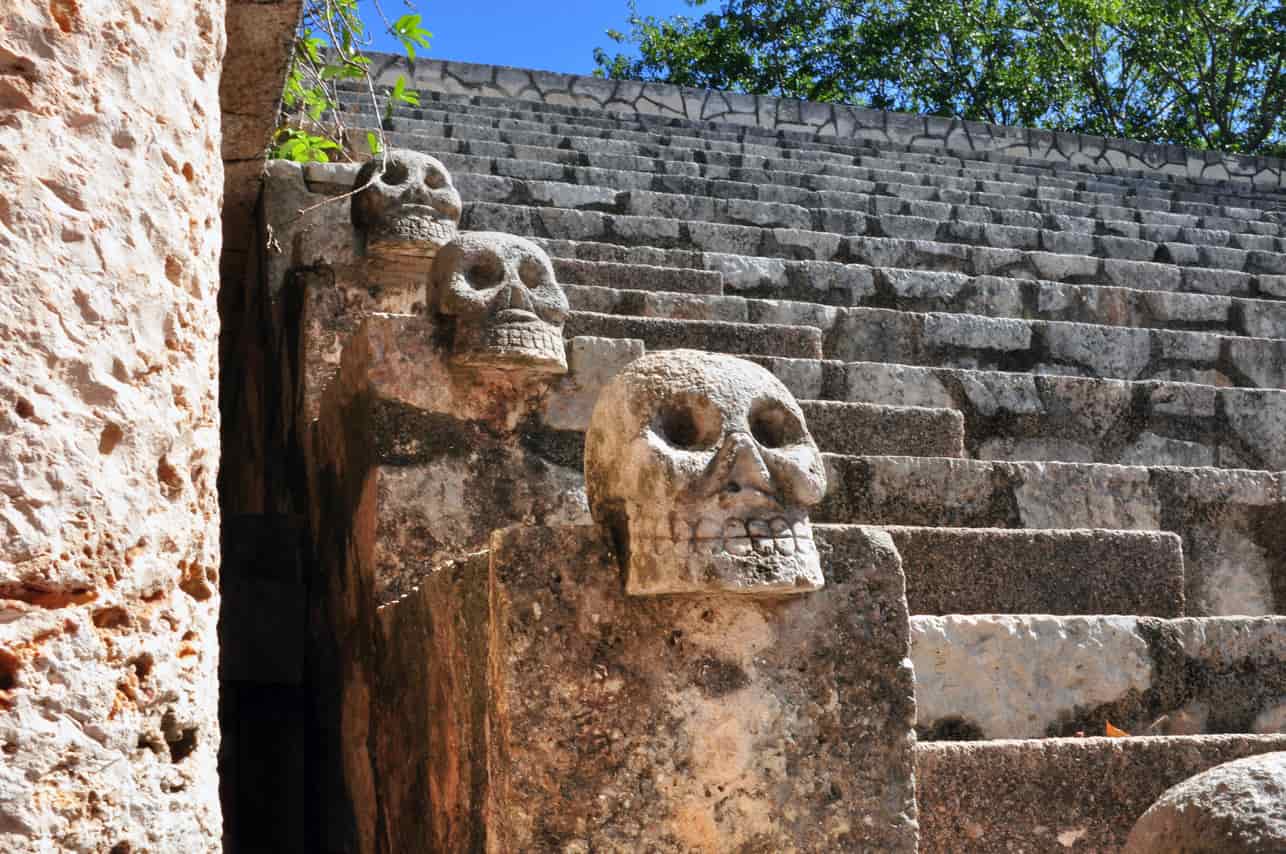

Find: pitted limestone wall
<box><xmin>0</xmin><ymin>2</ymin><xmax>225</xmax><ymax>850</ymax></box>
<box><xmin>367</xmin><ymin>55</ymin><xmax>1286</xmax><ymax>191</ymax></box>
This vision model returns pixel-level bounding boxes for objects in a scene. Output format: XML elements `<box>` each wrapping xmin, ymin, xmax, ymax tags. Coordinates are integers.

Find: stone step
<box><xmin>564</xmin><ymin>311</ymin><xmax>822</xmax><ymax>359</ymax></box>
<box><xmin>915</xmin><ymin>735</ymin><xmax>1286</xmax><ymax>853</ymax></box>
<box><xmin>911</xmin><ymin>615</ymin><xmax>1286</xmax><ymax>740</ymax></box>
<box><xmin>873</xmin><ymin>526</ymin><xmax>1184</xmax><ymax>617</ymax></box>
<box><xmin>544</xmin><ymin>340</ymin><xmax>963</xmax><ymax>457</ymax></box>
<box><xmin>799</xmin><ymin>402</ymin><xmax>963</xmax><ymax>458</ymax></box>
<box><xmin>563</xmin><ymin>268</ymin><xmax>1286</xmax><ymax>340</ymax></box>
<box><xmin>338</xmin><ymin>94</ymin><xmax>1286</xmax><ymax>211</ymax></box>
<box><xmin>825</xmin><ymin>307</ymin><xmax>1286</xmax><ymax>388</ymax></box>
<box><xmin>460</xmin><ymin>191</ymin><xmax>1286</xmax><ymax>278</ymax></box>
<box><xmin>749</xmin><ymin>357</ymin><xmax>1286</xmax><ymax>471</ymax></box>
<box><xmin>453</xmin><ymin>166</ymin><xmax>1285</xmax><ymax>251</ymax></box>
<box><xmin>360</xmin><ymin>109</ymin><xmax>1286</xmax><ymax>225</ymax></box>
<box><xmin>566</xmin><ymin>286</ymin><xmax>1286</xmax><ymax>387</ymax></box>
<box><xmin>463</xmin><ymin>201</ymin><xmax>1286</xmax><ymax>300</ymax></box>
<box><xmin>372</xmin><ymin>121</ymin><xmax>1286</xmax><ymax>235</ymax></box>
<box><xmin>542</xmin><ymin>238</ymin><xmax>1286</xmax><ymax>330</ymax></box>
<box><xmin>552</xmin><ymin>257</ymin><xmax>723</xmax><ymax>295</ymax></box>
<box><xmin>450</xmin><ymin>171</ymin><xmax>1286</xmax><ymax>273</ymax></box>
<box><xmin>816</xmin><ymin>454</ymin><xmax>1286</xmax><ymax>616</ymax></box>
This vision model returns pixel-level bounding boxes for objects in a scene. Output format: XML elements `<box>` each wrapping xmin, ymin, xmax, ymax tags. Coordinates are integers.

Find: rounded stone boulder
<box><xmin>1123</xmin><ymin>751</ymin><xmax>1286</xmax><ymax>853</ymax></box>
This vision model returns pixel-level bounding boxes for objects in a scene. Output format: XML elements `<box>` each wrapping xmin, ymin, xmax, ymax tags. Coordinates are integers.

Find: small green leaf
<box><xmin>367</xmin><ymin>131</ymin><xmax>382</xmax><ymax>155</ymax></box>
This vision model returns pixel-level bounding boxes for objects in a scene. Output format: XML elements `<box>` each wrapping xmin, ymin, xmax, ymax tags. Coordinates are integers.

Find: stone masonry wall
<box><xmin>0</xmin><ymin>2</ymin><xmax>225</xmax><ymax>850</ymax></box>
<box><xmin>368</xmin><ymin>56</ymin><xmax>1286</xmax><ymax>191</ymax></box>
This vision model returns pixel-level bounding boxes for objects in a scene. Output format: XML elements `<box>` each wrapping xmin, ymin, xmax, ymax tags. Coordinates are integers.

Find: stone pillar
<box><xmin>0</xmin><ymin>2</ymin><xmax>225</xmax><ymax>850</ymax></box>
<box><xmin>375</xmin><ymin>524</ymin><xmax>919</xmax><ymax>852</ymax></box>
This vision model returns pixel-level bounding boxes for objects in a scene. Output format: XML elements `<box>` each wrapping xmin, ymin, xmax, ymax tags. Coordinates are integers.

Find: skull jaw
<box><xmin>625</xmin><ymin>546</ymin><xmax>823</xmax><ymax>597</ymax></box>
<box><xmin>365</xmin><ymin>215</ymin><xmax>459</xmax><ymax>259</ymax></box>
<box><xmin>450</xmin><ymin>321</ymin><xmax>568</xmax><ymax>376</ymax></box>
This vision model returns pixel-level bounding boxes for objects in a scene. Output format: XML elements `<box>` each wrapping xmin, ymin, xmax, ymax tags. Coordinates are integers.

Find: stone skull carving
<box><xmin>430</xmin><ymin>232</ymin><xmax>569</xmax><ymax>374</ymax></box>
<box><xmin>351</xmin><ymin>149</ymin><xmax>462</xmax><ymax>258</ymax></box>
<box><xmin>586</xmin><ymin>350</ymin><xmax>827</xmax><ymax>596</ymax></box>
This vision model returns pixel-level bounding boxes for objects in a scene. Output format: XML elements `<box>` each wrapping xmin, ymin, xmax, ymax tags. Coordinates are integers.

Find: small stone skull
<box><xmin>585</xmin><ymin>350</ymin><xmax>827</xmax><ymax>596</ymax></box>
<box><xmin>351</xmin><ymin>149</ymin><xmax>462</xmax><ymax>258</ymax></box>
<box><xmin>430</xmin><ymin>232</ymin><xmax>569</xmax><ymax>374</ymax></box>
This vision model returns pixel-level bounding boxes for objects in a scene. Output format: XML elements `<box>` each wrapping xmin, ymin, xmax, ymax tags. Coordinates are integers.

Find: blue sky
<box><xmin>357</xmin><ymin>0</ymin><xmax>696</xmax><ymax>76</ymax></box>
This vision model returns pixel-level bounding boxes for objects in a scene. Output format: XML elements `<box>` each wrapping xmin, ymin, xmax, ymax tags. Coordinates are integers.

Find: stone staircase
<box><xmin>326</xmin><ymin>67</ymin><xmax>1286</xmax><ymax>850</ymax></box>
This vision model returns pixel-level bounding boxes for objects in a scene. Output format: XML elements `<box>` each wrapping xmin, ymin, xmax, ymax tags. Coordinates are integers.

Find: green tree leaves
<box><xmin>392</xmin><ymin>13</ymin><xmax>433</xmax><ymax>61</ymax></box>
<box><xmin>273</xmin><ymin>1</ymin><xmax>433</xmax><ymax>163</ymax></box>
<box><xmin>595</xmin><ymin>0</ymin><xmax>1284</xmax><ymax>155</ymax></box>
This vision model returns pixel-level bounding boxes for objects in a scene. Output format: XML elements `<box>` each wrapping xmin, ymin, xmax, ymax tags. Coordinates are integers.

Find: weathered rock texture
<box><xmin>0</xmin><ymin>1</ymin><xmax>225</xmax><ymax>850</ymax></box>
<box><xmin>1123</xmin><ymin>750</ymin><xmax>1286</xmax><ymax>853</ymax></box>
<box><xmin>917</xmin><ymin>735</ymin><xmax>1286</xmax><ymax>852</ymax></box>
<box><xmin>913</xmin><ymin>616</ymin><xmax>1286</xmax><ymax>740</ymax></box>
<box><xmin>373</xmin><ymin>524</ymin><xmax>918</xmax><ymax>852</ymax></box>
<box><xmin>311</xmin><ymin>311</ymin><xmax>587</xmax><ymax>851</ymax></box>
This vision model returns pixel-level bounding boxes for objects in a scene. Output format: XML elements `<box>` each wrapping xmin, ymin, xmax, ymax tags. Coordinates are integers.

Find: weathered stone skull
<box><xmin>430</xmin><ymin>232</ymin><xmax>569</xmax><ymax>374</ymax></box>
<box><xmin>351</xmin><ymin>149</ymin><xmax>462</xmax><ymax>258</ymax></box>
<box><xmin>585</xmin><ymin>350</ymin><xmax>827</xmax><ymax>596</ymax></box>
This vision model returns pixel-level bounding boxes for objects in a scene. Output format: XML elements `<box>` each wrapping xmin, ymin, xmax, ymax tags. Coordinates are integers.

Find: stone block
<box><xmin>1123</xmin><ymin>751</ymin><xmax>1286</xmax><ymax>853</ymax></box>
<box><xmin>914</xmin><ymin>615</ymin><xmax>1286</xmax><ymax>740</ymax></box>
<box><xmin>889</xmin><ymin>527</ymin><xmax>1184</xmax><ymax>618</ymax></box>
<box><xmin>541</xmin><ymin>336</ymin><xmax>645</xmax><ymax>432</ymax></box>
<box><xmin>370</xmin><ymin>524</ymin><xmax>918</xmax><ymax>852</ymax></box>
<box><xmin>1041</xmin><ymin>322</ymin><xmax>1151</xmax><ymax>379</ymax></box>
<box><xmin>799</xmin><ymin>401</ymin><xmax>964</xmax><ymax>458</ymax></box>
<box><xmin>314</xmin><ymin>314</ymin><xmax>590</xmax><ymax>603</ymax></box>
<box><xmin>566</xmin><ymin>312</ymin><xmax>823</xmax><ymax>359</ymax></box>
<box><xmin>917</xmin><ymin>735</ymin><xmax>1286</xmax><ymax>852</ymax></box>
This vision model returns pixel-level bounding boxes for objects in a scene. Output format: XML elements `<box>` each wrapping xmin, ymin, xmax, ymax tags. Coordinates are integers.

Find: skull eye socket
<box><xmin>749</xmin><ymin>399</ymin><xmax>804</xmax><ymax>449</ymax></box>
<box><xmin>381</xmin><ymin>160</ymin><xmax>410</xmax><ymax>186</ymax></box>
<box><xmin>518</xmin><ymin>257</ymin><xmax>549</xmax><ymax>288</ymax></box>
<box><xmin>424</xmin><ymin>167</ymin><xmax>445</xmax><ymax>190</ymax></box>
<box><xmin>653</xmin><ymin>397</ymin><xmax>721</xmax><ymax>451</ymax></box>
<box><xmin>464</xmin><ymin>256</ymin><xmax>504</xmax><ymax>290</ymax></box>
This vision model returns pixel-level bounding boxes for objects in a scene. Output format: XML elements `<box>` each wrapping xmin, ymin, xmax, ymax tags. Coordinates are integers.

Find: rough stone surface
<box><xmin>912</xmin><ymin>616</ymin><xmax>1286</xmax><ymax>740</ymax></box>
<box><xmin>586</xmin><ymin>350</ymin><xmax>828</xmax><ymax>596</ymax></box>
<box><xmin>819</xmin><ymin>455</ymin><xmax>1286</xmax><ymax>616</ymax></box>
<box><xmin>887</xmin><ymin>527</ymin><xmax>1185</xmax><ymax>617</ymax></box>
<box><xmin>917</xmin><ymin>736</ymin><xmax>1286</xmax><ymax>853</ymax></box>
<box><xmin>310</xmin><ymin>312</ymin><xmax>592</xmax><ymax>851</ymax></box>
<box><xmin>1124</xmin><ymin>751</ymin><xmax>1286</xmax><ymax>853</ymax></box>
<box><xmin>373</xmin><ymin>523</ymin><xmax>918</xmax><ymax>852</ymax></box>
<box><xmin>0</xmin><ymin>1</ymin><xmax>225</xmax><ymax>850</ymax></box>
<box><xmin>315</xmin><ymin>313</ymin><xmax>586</xmax><ymax>603</ymax></box>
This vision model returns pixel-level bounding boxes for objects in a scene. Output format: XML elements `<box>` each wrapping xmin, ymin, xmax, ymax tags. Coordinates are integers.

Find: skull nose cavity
<box><xmin>498</xmin><ymin>282</ymin><xmax>536</xmax><ymax>313</ymax></box>
<box><xmin>725</xmin><ymin>433</ymin><xmax>773</xmax><ymax>494</ymax></box>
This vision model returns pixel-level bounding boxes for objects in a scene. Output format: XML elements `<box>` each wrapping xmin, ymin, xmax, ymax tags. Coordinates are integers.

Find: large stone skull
<box><xmin>586</xmin><ymin>350</ymin><xmax>827</xmax><ymax>596</ymax></box>
<box><xmin>430</xmin><ymin>232</ymin><xmax>569</xmax><ymax>374</ymax></box>
<box><xmin>351</xmin><ymin>149</ymin><xmax>462</xmax><ymax>258</ymax></box>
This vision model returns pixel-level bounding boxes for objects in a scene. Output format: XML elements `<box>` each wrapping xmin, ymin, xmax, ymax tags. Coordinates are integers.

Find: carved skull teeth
<box><xmin>484</xmin><ymin>325</ymin><xmax>563</xmax><ymax>355</ymax></box>
<box><xmin>634</xmin><ymin>516</ymin><xmax>815</xmax><ymax>558</ymax></box>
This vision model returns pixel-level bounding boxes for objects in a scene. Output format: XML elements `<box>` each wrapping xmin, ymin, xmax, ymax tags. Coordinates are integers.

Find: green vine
<box><xmin>272</xmin><ymin>0</ymin><xmax>431</xmax><ymax>163</ymax></box>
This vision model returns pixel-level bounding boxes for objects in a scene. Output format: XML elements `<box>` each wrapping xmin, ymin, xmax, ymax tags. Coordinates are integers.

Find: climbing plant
<box><xmin>273</xmin><ymin>0</ymin><xmax>432</xmax><ymax>162</ymax></box>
